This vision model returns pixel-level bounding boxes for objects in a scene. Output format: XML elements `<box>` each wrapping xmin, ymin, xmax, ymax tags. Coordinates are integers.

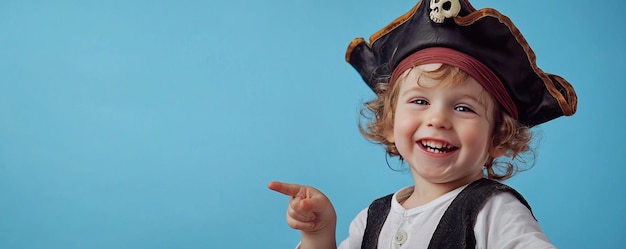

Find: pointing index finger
<box><xmin>268</xmin><ymin>181</ymin><xmax>303</xmax><ymax>197</ymax></box>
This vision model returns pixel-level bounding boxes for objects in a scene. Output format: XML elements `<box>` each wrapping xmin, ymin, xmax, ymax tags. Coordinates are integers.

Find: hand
<box><xmin>268</xmin><ymin>181</ymin><xmax>337</xmax><ymax>234</ymax></box>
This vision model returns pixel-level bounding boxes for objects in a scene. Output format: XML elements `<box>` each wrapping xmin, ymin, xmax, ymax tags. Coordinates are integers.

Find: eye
<box><xmin>455</xmin><ymin>105</ymin><xmax>476</xmax><ymax>113</ymax></box>
<box><xmin>410</xmin><ymin>98</ymin><xmax>429</xmax><ymax>105</ymax></box>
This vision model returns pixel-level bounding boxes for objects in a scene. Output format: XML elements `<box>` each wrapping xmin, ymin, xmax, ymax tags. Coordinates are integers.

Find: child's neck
<box><xmin>401</xmin><ymin>173</ymin><xmax>482</xmax><ymax>209</ymax></box>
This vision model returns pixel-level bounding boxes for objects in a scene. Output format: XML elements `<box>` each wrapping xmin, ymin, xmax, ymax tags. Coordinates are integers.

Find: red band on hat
<box><xmin>389</xmin><ymin>47</ymin><xmax>519</xmax><ymax>120</ymax></box>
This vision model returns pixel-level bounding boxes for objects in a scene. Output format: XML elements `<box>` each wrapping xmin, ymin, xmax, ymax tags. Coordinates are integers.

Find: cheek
<box><xmin>464</xmin><ymin>125</ymin><xmax>493</xmax><ymax>152</ymax></box>
<box><xmin>393</xmin><ymin>112</ymin><xmax>419</xmax><ymax>141</ymax></box>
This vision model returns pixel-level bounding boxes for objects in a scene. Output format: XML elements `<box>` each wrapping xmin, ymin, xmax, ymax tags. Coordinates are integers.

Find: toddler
<box><xmin>269</xmin><ymin>0</ymin><xmax>577</xmax><ymax>248</ymax></box>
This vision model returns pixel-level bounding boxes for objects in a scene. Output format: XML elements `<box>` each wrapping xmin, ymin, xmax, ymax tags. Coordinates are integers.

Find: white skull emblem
<box><xmin>429</xmin><ymin>0</ymin><xmax>461</xmax><ymax>23</ymax></box>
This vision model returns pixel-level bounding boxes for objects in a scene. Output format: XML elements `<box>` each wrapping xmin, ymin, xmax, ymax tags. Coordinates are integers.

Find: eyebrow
<box><xmin>399</xmin><ymin>86</ymin><xmax>424</xmax><ymax>98</ymax></box>
<box><xmin>464</xmin><ymin>94</ymin><xmax>486</xmax><ymax>106</ymax></box>
<box><xmin>398</xmin><ymin>80</ymin><xmax>431</xmax><ymax>97</ymax></box>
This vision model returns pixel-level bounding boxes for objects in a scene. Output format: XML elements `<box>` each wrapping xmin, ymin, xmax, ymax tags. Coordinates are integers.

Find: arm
<box><xmin>475</xmin><ymin>192</ymin><xmax>556</xmax><ymax>249</ymax></box>
<box><xmin>268</xmin><ymin>181</ymin><xmax>337</xmax><ymax>249</ymax></box>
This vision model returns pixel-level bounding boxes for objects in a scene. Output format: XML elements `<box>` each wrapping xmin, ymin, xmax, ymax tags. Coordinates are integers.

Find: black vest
<box><xmin>360</xmin><ymin>178</ymin><xmax>534</xmax><ymax>249</ymax></box>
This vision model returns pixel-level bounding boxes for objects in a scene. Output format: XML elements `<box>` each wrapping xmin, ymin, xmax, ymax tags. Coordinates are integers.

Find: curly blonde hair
<box><xmin>359</xmin><ymin>64</ymin><xmax>534</xmax><ymax>180</ymax></box>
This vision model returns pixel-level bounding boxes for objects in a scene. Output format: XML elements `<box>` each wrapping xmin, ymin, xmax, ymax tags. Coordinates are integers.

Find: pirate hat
<box><xmin>346</xmin><ymin>0</ymin><xmax>577</xmax><ymax>127</ymax></box>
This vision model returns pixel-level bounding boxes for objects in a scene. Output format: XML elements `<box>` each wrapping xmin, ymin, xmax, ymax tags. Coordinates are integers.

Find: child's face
<box><xmin>387</xmin><ymin>64</ymin><xmax>500</xmax><ymax>186</ymax></box>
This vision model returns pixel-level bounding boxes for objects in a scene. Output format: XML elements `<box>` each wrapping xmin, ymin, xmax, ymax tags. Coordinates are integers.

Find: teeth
<box><xmin>426</xmin><ymin>147</ymin><xmax>446</xmax><ymax>153</ymax></box>
<box><xmin>422</xmin><ymin>140</ymin><xmax>450</xmax><ymax>149</ymax></box>
<box><xmin>421</xmin><ymin>140</ymin><xmax>455</xmax><ymax>153</ymax></box>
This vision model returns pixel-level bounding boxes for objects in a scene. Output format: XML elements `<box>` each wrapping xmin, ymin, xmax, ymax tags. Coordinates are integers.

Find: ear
<box><xmin>488</xmin><ymin>146</ymin><xmax>506</xmax><ymax>158</ymax></box>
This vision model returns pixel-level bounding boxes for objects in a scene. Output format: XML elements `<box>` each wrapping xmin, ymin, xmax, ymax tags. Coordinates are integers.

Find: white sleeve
<box><xmin>474</xmin><ymin>192</ymin><xmax>556</xmax><ymax>249</ymax></box>
<box><xmin>337</xmin><ymin>208</ymin><xmax>368</xmax><ymax>249</ymax></box>
<box><xmin>294</xmin><ymin>208</ymin><xmax>369</xmax><ymax>249</ymax></box>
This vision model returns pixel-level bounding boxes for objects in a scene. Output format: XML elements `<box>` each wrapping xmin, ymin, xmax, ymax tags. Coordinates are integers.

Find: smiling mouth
<box><xmin>419</xmin><ymin>140</ymin><xmax>458</xmax><ymax>154</ymax></box>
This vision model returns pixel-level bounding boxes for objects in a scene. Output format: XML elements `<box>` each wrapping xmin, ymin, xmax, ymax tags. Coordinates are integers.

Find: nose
<box><xmin>426</xmin><ymin>109</ymin><xmax>452</xmax><ymax>129</ymax></box>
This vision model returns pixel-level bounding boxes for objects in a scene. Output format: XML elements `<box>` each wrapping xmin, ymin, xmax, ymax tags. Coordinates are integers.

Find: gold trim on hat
<box><xmin>455</xmin><ymin>8</ymin><xmax>577</xmax><ymax>117</ymax></box>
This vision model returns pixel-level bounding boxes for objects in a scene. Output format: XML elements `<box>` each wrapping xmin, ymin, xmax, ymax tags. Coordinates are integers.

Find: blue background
<box><xmin>1</xmin><ymin>0</ymin><xmax>624</xmax><ymax>248</ymax></box>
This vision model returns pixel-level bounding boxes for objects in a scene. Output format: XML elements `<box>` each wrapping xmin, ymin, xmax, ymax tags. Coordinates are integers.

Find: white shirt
<box><xmin>337</xmin><ymin>184</ymin><xmax>555</xmax><ymax>249</ymax></box>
